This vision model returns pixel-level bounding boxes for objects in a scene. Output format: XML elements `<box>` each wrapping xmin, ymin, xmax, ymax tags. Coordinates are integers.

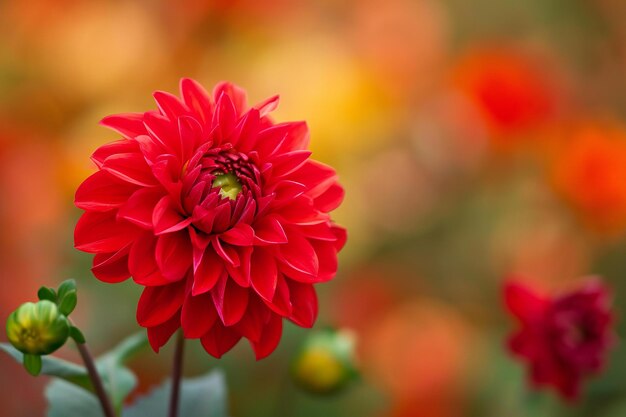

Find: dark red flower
<box><xmin>504</xmin><ymin>279</ymin><xmax>614</xmax><ymax>400</ymax></box>
<box><xmin>74</xmin><ymin>79</ymin><xmax>346</xmax><ymax>359</ymax></box>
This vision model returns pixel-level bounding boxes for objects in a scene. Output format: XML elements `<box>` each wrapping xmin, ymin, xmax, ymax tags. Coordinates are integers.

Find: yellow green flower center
<box><xmin>212</xmin><ymin>172</ymin><xmax>242</xmax><ymax>200</ymax></box>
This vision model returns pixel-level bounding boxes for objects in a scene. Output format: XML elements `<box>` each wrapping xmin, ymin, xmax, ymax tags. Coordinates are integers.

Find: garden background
<box><xmin>2</xmin><ymin>0</ymin><xmax>626</xmax><ymax>416</ymax></box>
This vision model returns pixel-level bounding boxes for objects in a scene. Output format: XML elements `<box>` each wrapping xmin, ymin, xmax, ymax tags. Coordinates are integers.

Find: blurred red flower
<box><xmin>550</xmin><ymin>121</ymin><xmax>626</xmax><ymax>234</ymax></box>
<box><xmin>452</xmin><ymin>48</ymin><xmax>560</xmax><ymax>147</ymax></box>
<box><xmin>74</xmin><ymin>79</ymin><xmax>346</xmax><ymax>359</ymax></box>
<box><xmin>504</xmin><ymin>279</ymin><xmax>614</xmax><ymax>400</ymax></box>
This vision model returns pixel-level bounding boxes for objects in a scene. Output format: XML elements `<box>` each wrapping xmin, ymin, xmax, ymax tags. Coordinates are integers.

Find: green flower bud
<box><xmin>292</xmin><ymin>329</ymin><xmax>358</xmax><ymax>395</ymax></box>
<box><xmin>6</xmin><ymin>300</ymin><xmax>70</xmax><ymax>356</ymax></box>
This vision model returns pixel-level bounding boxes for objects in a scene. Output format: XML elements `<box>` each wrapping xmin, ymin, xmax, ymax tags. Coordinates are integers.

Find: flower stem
<box><xmin>75</xmin><ymin>341</ymin><xmax>117</xmax><ymax>417</ymax></box>
<box><xmin>168</xmin><ymin>330</ymin><xmax>185</xmax><ymax>417</ymax></box>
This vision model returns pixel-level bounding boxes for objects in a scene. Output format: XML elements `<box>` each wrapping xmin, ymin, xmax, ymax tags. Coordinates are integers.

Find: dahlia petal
<box><xmin>129</xmin><ymin>233</ymin><xmax>169</xmax><ymax>285</ymax></box>
<box><xmin>150</xmin><ymin>156</ymin><xmax>183</xmax><ymax>199</ymax></box>
<box><xmin>264</xmin><ymin>273</ymin><xmax>292</xmax><ymax>316</ymax></box>
<box><xmin>156</xmin><ymin>231</ymin><xmax>192</xmax><ymax>281</ymax></box>
<box><xmin>270</xmin><ymin>150</ymin><xmax>312</xmax><ymax>179</ymax></box>
<box><xmin>271</xmin><ymin>181</ymin><xmax>307</xmax><ymax>205</ymax></box>
<box><xmin>211</xmin><ymin>202</ymin><xmax>232</xmax><ymax>234</ymax></box>
<box><xmin>251</xmin><ymin>314</ymin><xmax>283</xmax><ymax>360</ymax></box>
<box><xmin>279</xmin><ymin>263</ymin><xmax>319</xmax><ymax>284</ymax></box>
<box><xmin>181</xmin><ymin>292</ymin><xmax>218</xmax><ymax>338</ymax></box>
<box><xmin>153</xmin><ymin>91</ymin><xmax>189</xmax><ymax>121</ymax></box>
<box><xmin>192</xmin><ymin>249</ymin><xmax>225</xmax><ymax>295</ymax></box>
<box><xmin>137</xmin><ymin>281</ymin><xmax>185</xmax><ymax>327</ymax></box>
<box><xmin>277</xmin><ymin>196</ymin><xmax>329</xmax><ymax>226</ymax></box>
<box><xmin>314</xmin><ymin>183</ymin><xmax>345</xmax><ymax>213</ymax></box>
<box><xmin>212</xmin><ymin>93</ymin><xmax>238</xmax><ymax>144</ymax></box>
<box><xmin>213</xmin><ymin>81</ymin><xmax>247</xmax><ymax>116</ymax></box>
<box><xmin>75</xmin><ymin>170</ymin><xmax>137</xmax><ymax>211</ymax></box>
<box><xmin>100</xmin><ymin>113</ymin><xmax>147</xmax><ymax>139</ymax></box>
<box><xmin>310</xmin><ymin>240</ymin><xmax>338</xmax><ymax>282</ymax></box>
<box><xmin>288</xmin><ymin>281</ymin><xmax>318</xmax><ymax>328</ymax></box>
<box><xmin>153</xmin><ymin>195</ymin><xmax>192</xmax><ymax>235</ymax></box>
<box><xmin>277</xmin><ymin>231</ymin><xmax>319</xmax><ymax>277</ymax></box>
<box><xmin>298</xmin><ymin>223</ymin><xmax>340</xmax><ymax>241</ymax></box>
<box><xmin>232</xmin><ymin>109</ymin><xmax>260</xmax><ymax>152</ymax></box>
<box><xmin>91</xmin><ymin>139</ymin><xmax>139</xmax><ymax>168</ymax></box>
<box><xmin>256</xmin><ymin>122</ymin><xmax>309</xmax><ymax>158</ymax></box>
<box><xmin>134</xmin><ymin>134</ymin><xmax>166</xmax><ymax>164</ymax></box>
<box><xmin>147</xmin><ymin>311</ymin><xmax>181</xmax><ymax>353</ymax></box>
<box><xmin>180</xmin><ymin>78</ymin><xmax>214</xmax><ymax>125</ymax></box>
<box><xmin>118</xmin><ymin>188</ymin><xmax>162</xmax><ymax>229</ymax></box>
<box><xmin>212</xmin><ymin>275</ymin><xmax>249</xmax><ymax>326</ymax></box>
<box><xmin>291</xmin><ymin>160</ymin><xmax>337</xmax><ymax>198</ymax></box>
<box><xmin>254</xmin><ymin>95</ymin><xmax>279</xmax><ymax>117</ymax></box>
<box><xmin>75</xmin><ymin>212</ymin><xmax>139</xmax><ymax>253</ymax></box>
<box><xmin>504</xmin><ymin>281</ymin><xmax>548</xmax><ymax>324</ymax></box>
<box><xmin>212</xmin><ymin>237</ymin><xmax>240</xmax><ymax>267</ymax></box>
<box><xmin>102</xmin><ymin>152</ymin><xmax>157</xmax><ymax>187</ymax></box>
<box><xmin>221</xmin><ymin>223</ymin><xmax>254</xmax><ymax>246</ymax></box>
<box><xmin>91</xmin><ymin>246</ymin><xmax>131</xmax><ymax>283</ymax></box>
<box><xmin>189</xmin><ymin>227</ymin><xmax>211</xmax><ymax>272</ymax></box>
<box><xmin>238</xmin><ymin>199</ymin><xmax>257</xmax><ymax>224</ymax></box>
<box><xmin>331</xmin><ymin>225</ymin><xmax>348</xmax><ymax>251</ymax></box>
<box><xmin>143</xmin><ymin>110</ymin><xmax>178</xmax><ymax>150</ymax></box>
<box><xmin>250</xmin><ymin>248</ymin><xmax>278</xmax><ymax>302</ymax></box>
<box><xmin>253</xmin><ymin>216</ymin><xmax>288</xmax><ymax>244</ymax></box>
<box><xmin>200</xmin><ymin>324</ymin><xmax>242</xmax><ymax>359</ymax></box>
<box><xmin>183</xmin><ymin>179</ymin><xmax>206</xmax><ymax>213</ymax></box>
<box><xmin>178</xmin><ymin>115</ymin><xmax>203</xmax><ymax>162</ymax></box>
<box><xmin>233</xmin><ymin>296</ymin><xmax>269</xmax><ymax>343</ymax></box>
<box><xmin>225</xmin><ymin>246</ymin><xmax>252</xmax><ymax>287</ymax></box>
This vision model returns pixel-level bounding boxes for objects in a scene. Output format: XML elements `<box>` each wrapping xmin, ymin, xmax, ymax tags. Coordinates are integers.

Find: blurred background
<box><xmin>2</xmin><ymin>0</ymin><xmax>626</xmax><ymax>416</ymax></box>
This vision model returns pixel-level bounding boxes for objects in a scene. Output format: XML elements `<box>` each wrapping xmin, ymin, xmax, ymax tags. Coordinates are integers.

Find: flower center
<box><xmin>212</xmin><ymin>172</ymin><xmax>242</xmax><ymax>200</ymax></box>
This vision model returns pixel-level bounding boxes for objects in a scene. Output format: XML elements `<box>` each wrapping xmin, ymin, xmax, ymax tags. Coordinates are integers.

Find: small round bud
<box><xmin>292</xmin><ymin>329</ymin><xmax>358</xmax><ymax>395</ymax></box>
<box><xmin>6</xmin><ymin>300</ymin><xmax>70</xmax><ymax>355</ymax></box>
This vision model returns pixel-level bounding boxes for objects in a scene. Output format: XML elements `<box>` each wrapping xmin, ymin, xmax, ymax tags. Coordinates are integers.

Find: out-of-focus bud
<box><xmin>291</xmin><ymin>328</ymin><xmax>358</xmax><ymax>395</ymax></box>
<box><xmin>6</xmin><ymin>301</ymin><xmax>70</xmax><ymax>357</ymax></box>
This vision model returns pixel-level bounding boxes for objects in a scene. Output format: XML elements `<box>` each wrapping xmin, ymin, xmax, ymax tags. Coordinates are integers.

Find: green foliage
<box><xmin>23</xmin><ymin>353</ymin><xmax>42</xmax><ymax>376</ymax></box>
<box><xmin>69</xmin><ymin>326</ymin><xmax>86</xmax><ymax>344</ymax></box>
<box><xmin>37</xmin><ymin>286</ymin><xmax>57</xmax><ymax>303</ymax></box>
<box><xmin>45</xmin><ymin>370</ymin><xmax>228</xmax><ymax>417</ymax></box>
<box><xmin>56</xmin><ymin>279</ymin><xmax>77</xmax><ymax>301</ymax></box>
<box><xmin>46</xmin><ymin>380</ymin><xmax>104</xmax><ymax>417</ymax></box>
<box><xmin>1</xmin><ymin>331</ymin><xmax>151</xmax><ymax>413</ymax></box>
<box><xmin>56</xmin><ymin>280</ymin><xmax>78</xmax><ymax>316</ymax></box>
<box><xmin>123</xmin><ymin>370</ymin><xmax>228</xmax><ymax>417</ymax></box>
<box><xmin>43</xmin><ymin>332</ymin><xmax>150</xmax><ymax>416</ymax></box>
<box><xmin>0</xmin><ymin>343</ymin><xmax>91</xmax><ymax>388</ymax></box>
<box><xmin>58</xmin><ymin>290</ymin><xmax>77</xmax><ymax>316</ymax></box>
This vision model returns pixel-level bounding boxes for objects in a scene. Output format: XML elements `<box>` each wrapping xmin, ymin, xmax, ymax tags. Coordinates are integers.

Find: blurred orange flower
<box><xmin>550</xmin><ymin>120</ymin><xmax>626</xmax><ymax>234</ymax></box>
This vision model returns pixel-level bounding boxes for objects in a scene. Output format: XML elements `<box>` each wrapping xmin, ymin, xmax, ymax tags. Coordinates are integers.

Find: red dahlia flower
<box><xmin>504</xmin><ymin>279</ymin><xmax>614</xmax><ymax>400</ymax></box>
<box><xmin>74</xmin><ymin>79</ymin><xmax>346</xmax><ymax>359</ymax></box>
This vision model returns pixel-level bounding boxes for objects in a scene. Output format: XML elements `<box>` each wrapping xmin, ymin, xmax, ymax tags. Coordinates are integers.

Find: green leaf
<box><xmin>45</xmin><ymin>379</ymin><xmax>104</xmax><ymax>417</ymax></box>
<box><xmin>96</xmin><ymin>357</ymin><xmax>138</xmax><ymax>414</ymax></box>
<box><xmin>122</xmin><ymin>370</ymin><xmax>229</xmax><ymax>417</ymax></box>
<box><xmin>56</xmin><ymin>279</ymin><xmax>77</xmax><ymax>301</ymax></box>
<box><xmin>69</xmin><ymin>326</ymin><xmax>86</xmax><ymax>344</ymax></box>
<box><xmin>98</xmin><ymin>331</ymin><xmax>149</xmax><ymax>366</ymax></box>
<box><xmin>94</xmin><ymin>332</ymin><xmax>148</xmax><ymax>413</ymax></box>
<box><xmin>58</xmin><ymin>290</ymin><xmax>77</xmax><ymax>316</ymax></box>
<box><xmin>23</xmin><ymin>354</ymin><xmax>42</xmax><ymax>376</ymax></box>
<box><xmin>0</xmin><ymin>343</ymin><xmax>91</xmax><ymax>389</ymax></box>
<box><xmin>38</xmin><ymin>286</ymin><xmax>57</xmax><ymax>302</ymax></box>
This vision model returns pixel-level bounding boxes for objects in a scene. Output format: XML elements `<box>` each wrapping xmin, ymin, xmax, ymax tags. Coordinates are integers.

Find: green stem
<box><xmin>75</xmin><ymin>340</ymin><xmax>117</xmax><ymax>417</ymax></box>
